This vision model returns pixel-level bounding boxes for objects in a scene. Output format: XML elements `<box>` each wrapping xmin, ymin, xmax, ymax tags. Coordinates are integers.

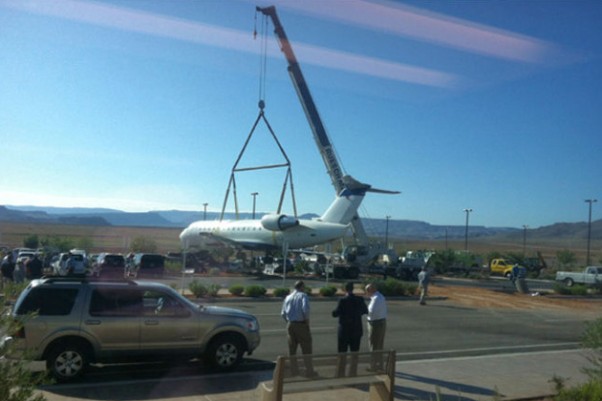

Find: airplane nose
<box><xmin>179</xmin><ymin>227</ymin><xmax>191</xmax><ymax>245</ymax></box>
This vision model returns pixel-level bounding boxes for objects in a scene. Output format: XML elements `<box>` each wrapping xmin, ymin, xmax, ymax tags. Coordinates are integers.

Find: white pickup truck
<box><xmin>555</xmin><ymin>266</ymin><xmax>602</xmax><ymax>287</ymax></box>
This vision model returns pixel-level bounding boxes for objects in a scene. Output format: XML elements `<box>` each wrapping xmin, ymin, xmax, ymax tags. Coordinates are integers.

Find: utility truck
<box><xmin>488</xmin><ymin>258</ymin><xmax>515</xmax><ymax>277</ymax></box>
<box><xmin>556</xmin><ymin>266</ymin><xmax>602</xmax><ymax>287</ymax></box>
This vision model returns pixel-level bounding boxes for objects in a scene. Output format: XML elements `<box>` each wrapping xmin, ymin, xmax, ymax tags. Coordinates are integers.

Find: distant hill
<box><xmin>0</xmin><ymin>206</ymin><xmax>110</xmax><ymax>226</ymax></box>
<box><xmin>2</xmin><ymin>205</ymin><xmax>600</xmax><ymax>241</ymax></box>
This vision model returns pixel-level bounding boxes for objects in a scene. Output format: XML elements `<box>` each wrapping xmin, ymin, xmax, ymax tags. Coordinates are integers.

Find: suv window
<box><xmin>100</xmin><ymin>254</ymin><xmax>125</xmax><ymax>267</ymax></box>
<box><xmin>142</xmin><ymin>290</ymin><xmax>191</xmax><ymax>318</ymax></box>
<box><xmin>16</xmin><ymin>287</ymin><xmax>79</xmax><ymax>316</ymax></box>
<box><xmin>89</xmin><ymin>289</ymin><xmax>143</xmax><ymax>317</ymax></box>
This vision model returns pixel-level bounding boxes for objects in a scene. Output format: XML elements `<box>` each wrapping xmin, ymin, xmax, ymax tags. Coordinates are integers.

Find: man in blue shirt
<box><xmin>281</xmin><ymin>280</ymin><xmax>316</xmax><ymax>377</ymax></box>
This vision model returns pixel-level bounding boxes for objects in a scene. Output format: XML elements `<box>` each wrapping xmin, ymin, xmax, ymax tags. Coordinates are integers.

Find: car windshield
<box><xmin>104</xmin><ymin>255</ymin><xmax>124</xmax><ymax>266</ymax></box>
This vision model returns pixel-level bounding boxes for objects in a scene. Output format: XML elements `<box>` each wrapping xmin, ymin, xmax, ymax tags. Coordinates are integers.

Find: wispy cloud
<box><xmin>277</xmin><ymin>0</ymin><xmax>564</xmax><ymax>64</ymax></box>
<box><xmin>3</xmin><ymin>0</ymin><xmax>459</xmax><ymax>88</ymax></box>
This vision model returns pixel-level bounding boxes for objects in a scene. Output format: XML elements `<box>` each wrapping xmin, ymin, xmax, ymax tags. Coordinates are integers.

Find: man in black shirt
<box><xmin>332</xmin><ymin>281</ymin><xmax>368</xmax><ymax>376</ymax></box>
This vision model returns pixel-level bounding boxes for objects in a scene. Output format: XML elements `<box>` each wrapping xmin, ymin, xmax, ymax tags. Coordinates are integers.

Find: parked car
<box><xmin>126</xmin><ymin>253</ymin><xmax>165</xmax><ymax>278</ymax></box>
<box><xmin>92</xmin><ymin>253</ymin><xmax>126</xmax><ymax>278</ymax></box>
<box><xmin>11</xmin><ymin>248</ymin><xmax>37</xmax><ymax>262</ymax></box>
<box><xmin>2</xmin><ymin>277</ymin><xmax>261</xmax><ymax>382</ymax></box>
<box><xmin>51</xmin><ymin>252</ymin><xmax>87</xmax><ymax>276</ymax></box>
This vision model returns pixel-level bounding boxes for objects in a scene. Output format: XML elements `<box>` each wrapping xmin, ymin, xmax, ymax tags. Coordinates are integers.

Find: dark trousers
<box><xmin>337</xmin><ymin>329</ymin><xmax>361</xmax><ymax>352</ymax></box>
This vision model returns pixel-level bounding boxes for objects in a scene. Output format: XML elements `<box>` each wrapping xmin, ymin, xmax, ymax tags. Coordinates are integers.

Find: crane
<box><xmin>256</xmin><ymin>6</ymin><xmax>396</xmax><ymax>273</ymax></box>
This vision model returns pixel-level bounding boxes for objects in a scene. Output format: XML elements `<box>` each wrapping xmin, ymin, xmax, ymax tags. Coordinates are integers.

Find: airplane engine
<box><xmin>261</xmin><ymin>214</ymin><xmax>299</xmax><ymax>231</ymax></box>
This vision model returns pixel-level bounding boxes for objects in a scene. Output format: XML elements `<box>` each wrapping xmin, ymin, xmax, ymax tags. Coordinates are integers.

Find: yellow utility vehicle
<box><xmin>489</xmin><ymin>258</ymin><xmax>514</xmax><ymax>277</ymax></box>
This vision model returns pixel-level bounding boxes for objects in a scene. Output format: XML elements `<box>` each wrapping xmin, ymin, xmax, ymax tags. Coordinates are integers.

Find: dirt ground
<box><xmin>428</xmin><ymin>282</ymin><xmax>602</xmax><ymax>314</ymax></box>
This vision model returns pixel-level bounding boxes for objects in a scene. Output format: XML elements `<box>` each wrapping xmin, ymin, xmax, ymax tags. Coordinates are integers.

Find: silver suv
<box><xmin>4</xmin><ymin>277</ymin><xmax>260</xmax><ymax>382</ymax></box>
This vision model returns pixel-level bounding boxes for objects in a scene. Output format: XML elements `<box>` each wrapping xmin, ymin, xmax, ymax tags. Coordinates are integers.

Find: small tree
<box><xmin>41</xmin><ymin>236</ymin><xmax>74</xmax><ymax>252</ymax></box>
<box><xmin>129</xmin><ymin>236</ymin><xmax>158</xmax><ymax>253</ymax></box>
<box><xmin>22</xmin><ymin>235</ymin><xmax>39</xmax><ymax>250</ymax></box>
<box><xmin>557</xmin><ymin>249</ymin><xmax>577</xmax><ymax>269</ymax></box>
<box><xmin>74</xmin><ymin>237</ymin><xmax>94</xmax><ymax>252</ymax></box>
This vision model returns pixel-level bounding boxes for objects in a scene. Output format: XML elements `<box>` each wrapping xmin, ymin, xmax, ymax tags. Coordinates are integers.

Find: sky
<box><xmin>1</xmin><ymin>0</ymin><xmax>601</xmax><ymax>229</ymax></box>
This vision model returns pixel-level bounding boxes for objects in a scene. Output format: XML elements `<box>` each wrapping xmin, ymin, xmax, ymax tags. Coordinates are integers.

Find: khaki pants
<box><xmin>419</xmin><ymin>284</ymin><xmax>428</xmax><ymax>304</ymax></box>
<box><xmin>287</xmin><ymin>321</ymin><xmax>314</xmax><ymax>375</ymax></box>
<box><xmin>367</xmin><ymin>319</ymin><xmax>386</xmax><ymax>369</ymax></box>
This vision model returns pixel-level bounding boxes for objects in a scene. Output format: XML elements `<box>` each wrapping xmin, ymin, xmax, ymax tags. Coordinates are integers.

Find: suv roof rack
<box><xmin>40</xmin><ymin>275</ymin><xmax>139</xmax><ymax>285</ymax></box>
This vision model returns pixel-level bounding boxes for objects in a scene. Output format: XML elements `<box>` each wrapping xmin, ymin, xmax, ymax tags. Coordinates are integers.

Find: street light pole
<box><xmin>463</xmin><ymin>208</ymin><xmax>472</xmax><ymax>251</ymax></box>
<box><xmin>585</xmin><ymin>199</ymin><xmax>597</xmax><ymax>265</ymax></box>
<box><xmin>251</xmin><ymin>192</ymin><xmax>259</xmax><ymax>219</ymax></box>
<box><xmin>203</xmin><ymin>203</ymin><xmax>208</xmax><ymax>221</ymax></box>
<box><xmin>385</xmin><ymin>215</ymin><xmax>391</xmax><ymax>250</ymax></box>
<box><xmin>522</xmin><ymin>225</ymin><xmax>529</xmax><ymax>256</ymax></box>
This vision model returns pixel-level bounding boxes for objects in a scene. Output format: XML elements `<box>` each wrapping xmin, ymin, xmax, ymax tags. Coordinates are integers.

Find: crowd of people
<box><xmin>0</xmin><ymin>252</ymin><xmax>44</xmax><ymax>283</ymax></box>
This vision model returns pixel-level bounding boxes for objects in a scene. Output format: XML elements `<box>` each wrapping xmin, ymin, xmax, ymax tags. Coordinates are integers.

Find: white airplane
<box><xmin>179</xmin><ymin>176</ymin><xmax>398</xmax><ymax>251</ymax></box>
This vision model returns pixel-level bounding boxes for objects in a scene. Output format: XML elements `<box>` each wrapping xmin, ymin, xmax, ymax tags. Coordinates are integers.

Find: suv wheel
<box><xmin>46</xmin><ymin>343</ymin><xmax>89</xmax><ymax>382</ymax></box>
<box><xmin>205</xmin><ymin>334</ymin><xmax>243</xmax><ymax>371</ymax></box>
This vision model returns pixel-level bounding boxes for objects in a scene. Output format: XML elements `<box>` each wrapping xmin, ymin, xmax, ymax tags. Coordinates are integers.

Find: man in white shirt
<box><xmin>365</xmin><ymin>283</ymin><xmax>387</xmax><ymax>370</ymax></box>
<box><xmin>418</xmin><ymin>266</ymin><xmax>430</xmax><ymax>305</ymax></box>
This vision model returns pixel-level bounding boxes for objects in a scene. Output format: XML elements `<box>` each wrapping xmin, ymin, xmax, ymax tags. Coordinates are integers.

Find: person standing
<box><xmin>281</xmin><ymin>280</ymin><xmax>316</xmax><ymax>377</ymax></box>
<box><xmin>25</xmin><ymin>254</ymin><xmax>44</xmax><ymax>280</ymax></box>
<box><xmin>13</xmin><ymin>259</ymin><xmax>26</xmax><ymax>283</ymax></box>
<box><xmin>332</xmin><ymin>281</ymin><xmax>368</xmax><ymax>376</ymax></box>
<box><xmin>365</xmin><ymin>283</ymin><xmax>387</xmax><ymax>370</ymax></box>
<box><xmin>332</xmin><ymin>281</ymin><xmax>368</xmax><ymax>352</ymax></box>
<box><xmin>1</xmin><ymin>253</ymin><xmax>15</xmax><ymax>283</ymax></box>
<box><xmin>418</xmin><ymin>266</ymin><xmax>430</xmax><ymax>305</ymax></box>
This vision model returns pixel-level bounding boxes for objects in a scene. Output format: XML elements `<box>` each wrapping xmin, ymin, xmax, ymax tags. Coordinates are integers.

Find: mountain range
<box><xmin>1</xmin><ymin>205</ymin><xmax>600</xmax><ymax>241</ymax></box>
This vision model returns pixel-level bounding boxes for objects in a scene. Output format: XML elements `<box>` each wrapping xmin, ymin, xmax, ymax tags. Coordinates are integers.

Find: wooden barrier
<box><xmin>259</xmin><ymin>350</ymin><xmax>396</xmax><ymax>401</ymax></box>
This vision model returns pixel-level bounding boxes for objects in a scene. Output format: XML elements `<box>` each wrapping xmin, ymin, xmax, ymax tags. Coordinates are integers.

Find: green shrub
<box><xmin>304</xmin><ymin>285</ymin><xmax>313</xmax><ymax>296</ymax></box>
<box><xmin>553</xmin><ymin>282</ymin><xmax>572</xmax><ymax>295</ymax></box>
<box><xmin>582</xmin><ymin>318</ymin><xmax>602</xmax><ymax>379</ymax></box>
<box><xmin>188</xmin><ymin>280</ymin><xmax>208</xmax><ymax>298</ymax></box>
<box><xmin>555</xmin><ymin>378</ymin><xmax>602</xmax><ymax>401</ymax></box>
<box><xmin>366</xmin><ymin>278</ymin><xmax>409</xmax><ymax>297</ymax></box>
<box><xmin>551</xmin><ymin>317</ymin><xmax>602</xmax><ymax>400</ymax></box>
<box><xmin>2</xmin><ymin>282</ymin><xmax>28</xmax><ymax>301</ymax></box>
<box><xmin>164</xmin><ymin>259</ymin><xmax>181</xmax><ymax>275</ymax></box>
<box><xmin>319</xmin><ymin>285</ymin><xmax>338</xmax><ymax>297</ymax></box>
<box><xmin>571</xmin><ymin>285</ymin><xmax>589</xmax><ymax>296</ymax></box>
<box><xmin>244</xmin><ymin>285</ymin><xmax>267</xmax><ymax>297</ymax></box>
<box><xmin>554</xmin><ymin>283</ymin><xmax>589</xmax><ymax>296</ymax></box>
<box><xmin>208</xmin><ymin>267</ymin><xmax>221</xmax><ymax>276</ymax></box>
<box><xmin>273</xmin><ymin>287</ymin><xmax>290</xmax><ymax>298</ymax></box>
<box><xmin>0</xmin><ymin>312</ymin><xmax>49</xmax><ymax>401</ymax></box>
<box><xmin>207</xmin><ymin>283</ymin><xmax>221</xmax><ymax>297</ymax></box>
<box><xmin>229</xmin><ymin>284</ymin><xmax>244</xmax><ymax>296</ymax></box>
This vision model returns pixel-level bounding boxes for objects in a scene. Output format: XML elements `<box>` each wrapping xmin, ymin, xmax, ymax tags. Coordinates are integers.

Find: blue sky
<box><xmin>1</xmin><ymin>0</ymin><xmax>600</xmax><ymax>229</ymax></box>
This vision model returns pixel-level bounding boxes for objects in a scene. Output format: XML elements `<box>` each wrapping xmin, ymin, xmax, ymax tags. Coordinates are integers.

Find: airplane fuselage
<box><xmin>180</xmin><ymin>175</ymin><xmax>398</xmax><ymax>252</ymax></box>
<box><xmin>180</xmin><ymin>218</ymin><xmax>349</xmax><ymax>251</ymax></box>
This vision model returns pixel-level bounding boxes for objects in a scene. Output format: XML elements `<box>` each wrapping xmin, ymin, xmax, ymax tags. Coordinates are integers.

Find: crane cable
<box><xmin>254</xmin><ymin>10</ymin><xmax>269</xmax><ymax>109</ymax></box>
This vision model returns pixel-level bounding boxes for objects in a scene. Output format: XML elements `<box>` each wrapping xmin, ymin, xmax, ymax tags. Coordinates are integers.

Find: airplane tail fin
<box><xmin>319</xmin><ymin>176</ymin><xmax>399</xmax><ymax>224</ymax></box>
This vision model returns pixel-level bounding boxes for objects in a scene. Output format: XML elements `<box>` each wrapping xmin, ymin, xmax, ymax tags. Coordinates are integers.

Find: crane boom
<box><xmin>256</xmin><ymin>5</ymin><xmax>370</xmax><ymax>245</ymax></box>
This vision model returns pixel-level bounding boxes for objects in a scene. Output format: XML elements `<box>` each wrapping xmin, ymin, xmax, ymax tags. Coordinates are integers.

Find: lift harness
<box><xmin>218</xmin><ymin>10</ymin><xmax>298</xmax><ymax>222</ymax></box>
